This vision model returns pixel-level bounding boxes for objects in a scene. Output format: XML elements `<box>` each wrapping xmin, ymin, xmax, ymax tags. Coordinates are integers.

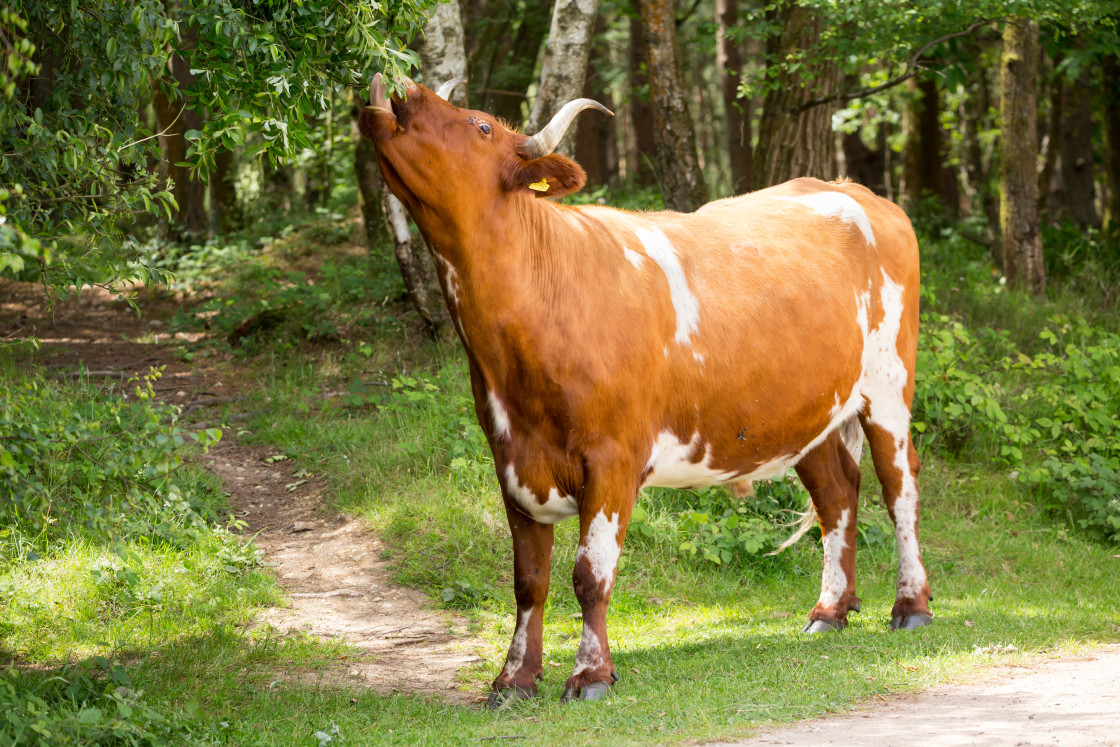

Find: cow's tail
<box><xmin>771</xmin><ymin>416</ymin><xmax>864</xmax><ymax>554</ymax></box>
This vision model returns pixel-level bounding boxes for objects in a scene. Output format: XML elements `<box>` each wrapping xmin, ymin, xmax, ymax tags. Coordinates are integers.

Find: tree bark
<box><xmin>526</xmin><ymin>0</ymin><xmax>601</xmax><ymax>156</ymax></box>
<box><xmin>350</xmin><ymin>94</ymin><xmax>388</xmax><ymax>253</ymax></box>
<box><xmin>1103</xmin><ymin>53</ymin><xmax>1120</xmax><ymax>233</ymax></box>
<box><xmin>754</xmin><ymin>4</ymin><xmax>838</xmax><ymax>187</ymax></box>
<box><xmin>627</xmin><ymin>5</ymin><xmax>657</xmax><ymax>186</ymax></box>
<box><xmin>210</xmin><ymin>148</ymin><xmax>239</xmax><ymax>233</ymax></box>
<box><xmin>999</xmin><ymin>18</ymin><xmax>1045</xmax><ymax>294</ymax></box>
<box><xmin>417</xmin><ymin>0</ymin><xmax>470</xmax><ymax>107</ymax></box>
<box><xmin>640</xmin><ymin>0</ymin><xmax>708</xmax><ymax>211</ymax></box>
<box><xmin>841</xmin><ymin>129</ymin><xmax>885</xmax><ymax>196</ymax></box>
<box><xmin>716</xmin><ymin>0</ymin><xmax>751</xmax><ymax>193</ymax></box>
<box><xmin>384</xmin><ymin>194</ymin><xmax>447</xmax><ymax>338</ymax></box>
<box><xmin>1052</xmin><ymin>41</ymin><xmax>1097</xmax><ymax>228</ymax></box>
<box><xmin>151</xmin><ymin>23</ymin><xmax>208</xmax><ymax>240</ymax></box>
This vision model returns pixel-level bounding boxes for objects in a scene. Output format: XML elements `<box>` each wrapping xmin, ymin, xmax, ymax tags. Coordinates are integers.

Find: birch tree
<box><xmin>526</xmin><ymin>0</ymin><xmax>601</xmax><ymax>157</ymax></box>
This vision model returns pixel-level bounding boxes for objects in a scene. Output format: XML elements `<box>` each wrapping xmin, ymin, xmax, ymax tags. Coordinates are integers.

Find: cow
<box><xmin>358</xmin><ymin>73</ymin><xmax>933</xmax><ymax>707</ymax></box>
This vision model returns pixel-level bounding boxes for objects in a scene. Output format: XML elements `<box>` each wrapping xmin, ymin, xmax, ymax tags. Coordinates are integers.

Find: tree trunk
<box><xmin>526</xmin><ymin>0</ymin><xmax>601</xmax><ymax>156</ymax></box>
<box><xmin>627</xmin><ymin>6</ymin><xmax>657</xmax><ymax>186</ymax></box>
<box><xmin>210</xmin><ymin>148</ymin><xmax>239</xmax><ymax>233</ymax></box>
<box><xmin>754</xmin><ymin>4</ymin><xmax>838</xmax><ymax>187</ymax></box>
<box><xmin>841</xmin><ymin>130</ymin><xmax>886</xmax><ymax>196</ymax></box>
<box><xmin>384</xmin><ymin>194</ymin><xmax>448</xmax><ymax>338</ymax></box>
<box><xmin>640</xmin><ymin>0</ymin><xmax>707</xmax><ymax>211</ymax></box>
<box><xmin>575</xmin><ymin>15</ymin><xmax>615</xmax><ymax>187</ymax></box>
<box><xmin>151</xmin><ymin>24</ymin><xmax>208</xmax><ymax>240</ymax></box>
<box><xmin>999</xmin><ymin>18</ymin><xmax>1045</xmax><ymax>294</ymax></box>
<box><xmin>716</xmin><ymin>0</ymin><xmax>751</xmax><ymax>193</ymax></box>
<box><xmin>350</xmin><ymin>94</ymin><xmax>388</xmax><ymax>253</ymax></box>
<box><xmin>1103</xmin><ymin>53</ymin><xmax>1120</xmax><ymax>233</ymax></box>
<box><xmin>417</xmin><ymin>0</ymin><xmax>470</xmax><ymax>107</ymax></box>
<box><xmin>901</xmin><ymin>75</ymin><xmax>956</xmax><ymax>212</ymax></box>
<box><xmin>1052</xmin><ymin>41</ymin><xmax>1097</xmax><ymax>228</ymax></box>
<box><xmin>381</xmin><ymin>0</ymin><xmax>466</xmax><ymax>338</ymax></box>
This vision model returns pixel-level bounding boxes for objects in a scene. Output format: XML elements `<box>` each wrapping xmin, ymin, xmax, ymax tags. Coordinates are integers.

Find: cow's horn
<box><xmin>435</xmin><ymin>78</ymin><xmax>467</xmax><ymax>101</ymax></box>
<box><xmin>522</xmin><ymin>99</ymin><xmax>614</xmax><ymax>159</ymax></box>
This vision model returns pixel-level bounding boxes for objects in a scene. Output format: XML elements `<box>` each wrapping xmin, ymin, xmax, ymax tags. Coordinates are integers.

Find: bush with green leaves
<box><xmin>0</xmin><ymin>366</ymin><xmax>222</xmax><ymax>549</ymax></box>
<box><xmin>914</xmin><ymin>310</ymin><xmax>1120</xmax><ymax>544</ymax></box>
<box><xmin>0</xmin><ymin>0</ymin><xmax>435</xmax><ymax>293</ymax></box>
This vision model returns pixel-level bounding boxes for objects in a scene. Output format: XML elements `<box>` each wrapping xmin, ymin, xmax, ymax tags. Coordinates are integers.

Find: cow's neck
<box><xmin>422</xmin><ymin>196</ymin><xmax>584</xmax><ymax>390</ymax></box>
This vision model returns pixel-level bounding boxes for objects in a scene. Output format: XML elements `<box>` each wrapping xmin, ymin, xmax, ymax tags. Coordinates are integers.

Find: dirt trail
<box><xmin>1</xmin><ymin>281</ymin><xmax>484</xmax><ymax>703</ymax></box>
<box><xmin>717</xmin><ymin>644</ymin><xmax>1120</xmax><ymax>747</ymax></box>
<box><xmin>206</xmin><ymin>442</ymin><xmax>483</xmax><ymax>702</ymax></box>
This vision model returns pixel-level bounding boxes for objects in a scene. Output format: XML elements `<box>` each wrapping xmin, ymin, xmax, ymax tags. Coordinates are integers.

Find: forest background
<box><xmin>1</xmin><ymin>0</ymin><xmax>1119</xmax><ymax>743</ymax></box>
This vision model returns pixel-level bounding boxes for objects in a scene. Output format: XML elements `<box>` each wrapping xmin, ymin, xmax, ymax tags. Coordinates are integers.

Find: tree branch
<box><xmin>790</xmin><ymin>19</ymin><xmax>993</xmax><ymax>115</ymax></box>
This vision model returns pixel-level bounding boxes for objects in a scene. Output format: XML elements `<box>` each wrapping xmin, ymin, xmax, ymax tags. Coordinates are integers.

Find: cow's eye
<box><xmin>479</xmin><ymin>122</ymin><xmax>491</xmax><ymax>135</ymax></box>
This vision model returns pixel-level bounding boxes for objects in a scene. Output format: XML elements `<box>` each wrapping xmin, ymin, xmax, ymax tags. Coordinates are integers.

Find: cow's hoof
<box><xmin>560</xmin><ymin>681</ymin><xmax>612</xmax><ymax>703</ymax></box>
<box><xmin>802</xmin><ymin>618</ymin><xmax>845</xmax><ymax>633</ymax></box>
<box><xmin>890</xmin><ymin>613</ymin><xmax>933</xmax><ymax>631</ymax></box>
<box><xmin>485</xmin><ymin>686</ymin><xmax>534</xmax><ymax>709</ymax></box>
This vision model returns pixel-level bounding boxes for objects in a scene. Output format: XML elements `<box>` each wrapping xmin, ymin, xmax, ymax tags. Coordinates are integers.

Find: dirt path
<box><xmin>716</xmin><ymin>644</ymin><xmax>1120</xmax><ymax>746</ymax></box>
<box><xmin>2</xmin><ymin>281</ymin><xmax>484</xmax><ymax>704</ymax></box>
<box><xmin>206</xmin><ymin>442</ymin><xmax>483</xmax><ymax>702</ymax></box>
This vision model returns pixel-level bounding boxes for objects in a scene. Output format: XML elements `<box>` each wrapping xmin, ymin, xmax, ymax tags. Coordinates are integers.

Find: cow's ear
<box><xmin>503</xmin><ymin>154</ymin><xmax>586</xmax><ymax>199</ymax></box>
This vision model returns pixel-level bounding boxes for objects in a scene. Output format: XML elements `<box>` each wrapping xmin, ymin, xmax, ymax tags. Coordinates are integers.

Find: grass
<box><xmin>2</xmin><ymin>209</ymin><xmax>1118</xmax><ymax>744</ymax></box>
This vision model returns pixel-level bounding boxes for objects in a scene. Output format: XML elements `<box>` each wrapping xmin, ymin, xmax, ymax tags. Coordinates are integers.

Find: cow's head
<box><xmin>358</xmin><ymin>73</ymin><xmax>611</xmax><ymax>232</ymax></box>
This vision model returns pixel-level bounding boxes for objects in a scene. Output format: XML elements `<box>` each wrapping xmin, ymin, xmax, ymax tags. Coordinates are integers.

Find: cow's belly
<box><xmin>642</xmin><ymin>375</ymin><xmax>864</xmax><ymax>490</ymax></box>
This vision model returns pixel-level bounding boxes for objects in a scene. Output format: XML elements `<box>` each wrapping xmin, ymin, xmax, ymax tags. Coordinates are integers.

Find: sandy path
<box><xmin>206</xmin><ymin>442</ymin><xmax>486</xmax><ymax>703</ymax></box>
<box><xmin>717</xmin><ymin>644</ymin><xmax>1120</xmax><ymax>746</ymax></box>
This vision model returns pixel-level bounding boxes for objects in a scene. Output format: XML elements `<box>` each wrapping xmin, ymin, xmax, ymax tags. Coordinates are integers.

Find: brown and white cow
<box><xmin>358</xmin><ymin>74</ymin><xmax>932</xmax><ymax>706</ymax></box>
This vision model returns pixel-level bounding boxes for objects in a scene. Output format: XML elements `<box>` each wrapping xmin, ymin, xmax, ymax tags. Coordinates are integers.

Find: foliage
<box><xmin>915</xmin><ymin>288</ymin><xmax>1120</xmax><ymax>544</ymax></box>
<box><xmin>0</xmin><ymin>366</ymin><xmax>222</xmax><ymax>547</ymax></box>
<box><xmin>0</xmin><ymin>658</ymin><xmax>215</xmax><ymax>746</ymax></box>
<box><xmin>0</xmin><ymin>0</ymin><xmax>435</xmax><ymax>294</ymax></box>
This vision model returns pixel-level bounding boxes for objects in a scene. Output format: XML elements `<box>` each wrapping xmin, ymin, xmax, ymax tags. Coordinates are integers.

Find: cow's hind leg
<box><xmin>488</xmin><ymin>495</ymin><xmax>554</xmax><ymax>708</ymax></box>
<box><xmin>563</xmin><ymin>457</ymin><xmax>638</xmax><ymax>702</ymax></box>
<box><xmin>861</xmin><ymin>417</ymin><xmax>932</xmax><ymax>630</ymax></box>
<box><xmin>795</xmin><ymin>429</ymin><xmax>862</xmax><ymax>633</ymax></box>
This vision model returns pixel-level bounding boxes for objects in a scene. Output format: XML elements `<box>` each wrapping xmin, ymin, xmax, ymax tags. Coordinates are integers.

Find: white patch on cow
<box><xmin>488</xmin><ymin>390</ymin><xmax>511</xmax><ymax>441</ymax></box>
<box><xmin>575</xmin><ymin>510</ymin><xmax>621</xmax><ymax>592</ymax></box>
<box><xmin>693</xmin><ymin>352</ymin><xmax>705</xmax><ymax>366</ymax></box>
<box><xmin>503</xmin><ymin>464</ymin><xmax>578</xmax><ymax>524</ymax></box>
<box><xmin>778</xmin><ymin>192</ymin><xmax>877</xmax><ymax>247</ymax></box>
<box><xmin>434</xmin><ymin>254</ymin><xmax>470</xmax><ymax>345</ymax></box>
<box><xmin>634</xmin><ymin>227</ymin><xmax>700</xmax><ymax>346</ymax></box>
<box><xmin>624</xmin><ymin>247</ymin><xmax>645</xmax><ymax>269</ymax></box>
<box><xmin>643</xmin><ymin>431</ymin><xmax>737</xmax><ymax>489</ymax></box>
<box><xmin>434</xmin><ymin>254</ymin><xmax>463</xmax><ymax>306</ymax></box>
<box><xmin>818</xmin><ymin>508</ymin><xmax>851</xmax><ymax>609</ymax></box>
<box><xmin>663</xmin><ymin>346</ymin><xmax>669</xmax><ymax>359</ymax></box>
<box><xmin>571</xmin><ymin>620</ymin><xmax>603</xmax><ymax>676</ymax></box>
<box><xmin>500</xmin><ymin>607</ymin><xmax>533</xmax><ymax>678</ymax></box>
<box><xmin>857</xmin><ymin>270</ymin><xmax>927</xmax><ymax>601</ymax></box>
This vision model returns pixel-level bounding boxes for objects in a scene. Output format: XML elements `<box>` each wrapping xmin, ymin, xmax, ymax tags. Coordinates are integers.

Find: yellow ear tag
<box><xmin>528</xmin><ymin>178</ymin><xmax>550</xmax><ymax>192</ymax></box>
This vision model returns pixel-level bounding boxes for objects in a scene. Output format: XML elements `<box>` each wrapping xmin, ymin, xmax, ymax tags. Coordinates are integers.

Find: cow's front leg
<box><xmin>488</xmin><ymin>493</ymin><xmax>554</xmax><ymax>708</ymax></box>
<box><xmin>563</xmin><ymin>463</ymin><xmax>636</xmax><ymax>702</ymax></box>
